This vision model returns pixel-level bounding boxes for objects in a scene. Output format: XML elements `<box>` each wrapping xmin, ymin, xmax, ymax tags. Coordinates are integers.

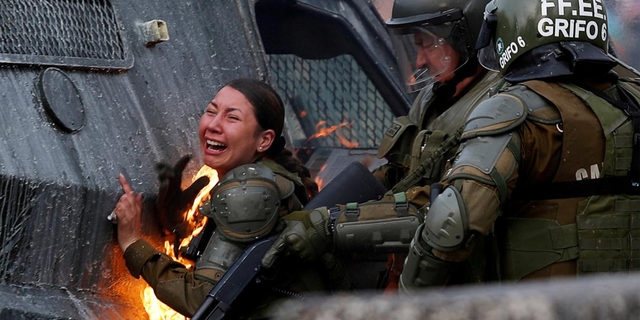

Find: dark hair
<box><xmin>225</xmin><ymin>78</ymin><xmax>318</xmax><ymax>196</ymax></box>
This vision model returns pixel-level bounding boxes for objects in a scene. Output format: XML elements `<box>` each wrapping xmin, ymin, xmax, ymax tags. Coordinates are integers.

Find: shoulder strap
<box><xmin>259</xmin><ymin>159</ymin><xmax>309</xmax><ymax>204</ymax></box>
<box><xmin>521</xmin><ymin>81</ymin><xmax>605</xmax><ymax>182</ymax></box>
<box><xmin>390</xmin><ymin>126</ymin><xmax>463</xmax><ymax>194</ymax></box>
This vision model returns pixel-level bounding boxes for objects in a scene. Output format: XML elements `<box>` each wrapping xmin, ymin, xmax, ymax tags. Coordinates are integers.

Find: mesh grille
<box><xmin>269</xmin><ymin>54</ymin><xmax>394</xmax><ymax>149</ymax></box>
<box><xmin>0</xmin><ymin>177</ymin><xmax>37</xmax><ymax>280</ymax></box>
<box><xmin>0</xmin><ymin>0</ymin><xmax>131</xmax><ymax>69</ymax></box>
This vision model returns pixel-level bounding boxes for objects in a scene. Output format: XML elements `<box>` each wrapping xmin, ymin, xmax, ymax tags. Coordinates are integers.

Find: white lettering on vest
<box><xmin>575</xmin><ymin>163</ymin><xmax>602</xmax><ymax>180</ymax></box>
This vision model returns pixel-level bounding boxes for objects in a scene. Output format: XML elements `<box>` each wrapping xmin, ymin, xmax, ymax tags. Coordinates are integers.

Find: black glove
<box><xmin>155</xmin><ymin>155</ymin><xmax>210</xmax><ymax>240</ymax></box>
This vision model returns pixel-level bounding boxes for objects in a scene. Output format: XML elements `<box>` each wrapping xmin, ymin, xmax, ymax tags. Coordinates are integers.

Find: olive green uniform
<box><xmin>416</xmin><ymin>78</ymin><xmax>640</xmax><ymax>283</ymax></box>
<box><xmin>124</xmin><ymin>160</ymin><xmax>329</xmax><ymax>318</ymax></box>
<box><xmin>353</xmin><ymin>71</ymin><xmax>503</xmax><ymax>286</ymax></box>
<box><xmin>377</xmin><ymin>71</ymin><xmax>502</xmax><ymax>202</ymax></box>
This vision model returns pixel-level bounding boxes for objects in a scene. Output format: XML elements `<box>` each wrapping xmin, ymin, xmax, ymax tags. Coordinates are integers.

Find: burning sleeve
<box><xmin>123</xmin><ymin>238</ymin><xmax>217</xmax><ymax>316</ymax></box>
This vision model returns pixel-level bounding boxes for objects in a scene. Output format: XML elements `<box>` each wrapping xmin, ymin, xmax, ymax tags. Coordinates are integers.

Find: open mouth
<box><xmin>206</xmin><ymin>140</ymin><xmax>227</xmax><ymax>152</ymax></box>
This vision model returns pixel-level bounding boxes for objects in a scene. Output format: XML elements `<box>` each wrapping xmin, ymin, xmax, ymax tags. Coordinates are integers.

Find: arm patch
<box><xmin>377</xmin><ymin>116</ymin><xmax>416</xmax><ymax>161</ymax></box>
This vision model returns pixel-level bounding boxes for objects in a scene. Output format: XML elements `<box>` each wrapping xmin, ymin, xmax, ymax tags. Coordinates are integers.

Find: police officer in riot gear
<box><xmin>262</xmin><ymin>0</ymin><xmax>502</xmax><ymax>288</ymax></box>
<box><xmin>401</xmin><ymin>0</ymin><xmax>640</xmax><ymax>291</ymax></box>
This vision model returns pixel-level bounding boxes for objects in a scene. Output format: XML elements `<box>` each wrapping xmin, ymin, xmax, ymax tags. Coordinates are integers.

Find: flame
<box><xmin>306</xmin><ymin>121</ymin><xmax>359</xmax><ymax>148</ymax></box>
<box><xmin>314</xmin><ymin>164</ymin><xmax>327</xmax><ymax>191</ymax></box>
<box><xmin>300</xmin><ymin>111</ymin><xmax>307</xmax><ymax>118</ymax></box>
<box><xmin>336</xmin><ymin>134</ymin><xmax>359</xmax><ymax>148</ymax></box>
<box><xmin>142</xmin><ymin>166</ymin><xmax>218</xmax><ymax>320</ymax></box>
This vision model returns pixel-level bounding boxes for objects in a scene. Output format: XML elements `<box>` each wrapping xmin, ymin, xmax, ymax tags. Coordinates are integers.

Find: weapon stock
<box><xmin>191</xmin><ymin>235</ymin><xmax>277</xmax><ymax>320</ymax></box>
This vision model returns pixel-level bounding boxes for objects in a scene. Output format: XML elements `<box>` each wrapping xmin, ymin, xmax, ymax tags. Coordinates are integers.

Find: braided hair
<box><xmin>225</xmin><ymin>78</ymin><xmax>318</xmax><ymax>197</ymax></box>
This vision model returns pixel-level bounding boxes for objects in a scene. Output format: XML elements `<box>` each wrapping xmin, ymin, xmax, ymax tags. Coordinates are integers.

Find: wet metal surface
<box><xmin>0</xmin><ymin>0</ymin><xmax>267</xmax><ymax>317</ymax></box>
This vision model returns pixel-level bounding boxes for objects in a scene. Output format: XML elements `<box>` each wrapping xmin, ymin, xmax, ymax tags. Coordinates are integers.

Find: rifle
<box><xmin>191</xmin><ymin>161</ymin><xmax>387</xmax><ymax>320</ymax></box>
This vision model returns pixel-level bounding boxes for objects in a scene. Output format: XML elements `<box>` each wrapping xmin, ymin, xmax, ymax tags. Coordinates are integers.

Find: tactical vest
<box><xmin>376</xmin><ymin>72</ymin><xmax>504</xmax><ymax>287</ymax></box>
<box><xmin>378</xmin><ymin>71</ymin><xmax>503</xmax><ymax>189</ymax></box>
<box><xmin>499</xmin><ymin>80</ymin><xmax>640</xmax><ymax>280</ymax></box>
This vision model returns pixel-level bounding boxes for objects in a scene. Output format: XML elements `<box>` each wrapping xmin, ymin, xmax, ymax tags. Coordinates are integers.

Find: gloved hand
<box><xmin>261</xmin><ymin>208</ymin><xmax>332</xmax><ymax>269</ymax></box>
<box><xmin>155</xmin><ymin>155</ymin><xmax>210</xmax><ymax>239</ymax></box>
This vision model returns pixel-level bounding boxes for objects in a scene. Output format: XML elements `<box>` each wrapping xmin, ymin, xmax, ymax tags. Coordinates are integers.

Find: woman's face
<box><xmin>199</xmin><ymin>86</ymin><xmax>274</xmax><ymax>177</ymax></box>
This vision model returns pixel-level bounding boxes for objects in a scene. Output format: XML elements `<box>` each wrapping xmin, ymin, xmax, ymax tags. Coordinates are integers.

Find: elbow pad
<box><xmin>399</xmin><ymin>224</ymin><xmax>453</xmax><ymax>293</ymax></box>
<box><xmin>423</xmin><ymin>186</ymin><xmax>470</xmax><ymax>252</ymax></box>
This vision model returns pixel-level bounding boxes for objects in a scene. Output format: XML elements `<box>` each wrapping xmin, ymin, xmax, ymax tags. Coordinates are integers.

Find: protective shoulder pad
<box><xmin>515</xmin><ymin>83</ymin><xmax>561</xmax><ymax>123</ymax></box>
<box><xmin>260</xmin><ymin>159</ymin><xmax>299</xmax><ymax>200</ymax></box>
<box><xmin>208</xmin><ymin>163</ymin><xmax>281</xmax><ymax>242</ymax></box>
<box><xmin>461</xmin><ymin>90</ymin><xmax>528</xmax><ymax>140</ymax></box>
<box><xmin>377</xmin><ymin>116</ymin><xmax>416</xmax><ymax>159</ymax></box>
<box><xmin>423</xmin><ymin>186</ymin><xmax>469</xmax><ymax>252</ymax></box>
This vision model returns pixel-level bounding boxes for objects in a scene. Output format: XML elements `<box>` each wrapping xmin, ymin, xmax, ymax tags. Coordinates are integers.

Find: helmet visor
<box><xmin>390</xmin><ymin>21</ymin><xmax>471</xmax><ymax>93</ymax></box>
